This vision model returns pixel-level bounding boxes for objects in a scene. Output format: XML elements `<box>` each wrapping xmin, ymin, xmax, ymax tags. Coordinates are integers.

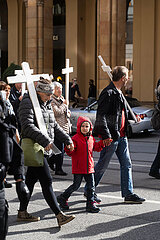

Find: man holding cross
<box><xmin>18</xmin><ymin>78</ymin><xmax>75</xmax><ymax>227</ymax></box>
<box><xmin>85</xmin><ymin>66</ymin><xmax>145</xmax><ymax>204</ymax></box>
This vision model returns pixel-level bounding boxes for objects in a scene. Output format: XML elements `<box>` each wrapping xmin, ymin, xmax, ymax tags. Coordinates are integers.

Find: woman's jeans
<box><xmin>85</xmin><ymin>137</ymin><xmax>133</xmax><ymax>197</ymax></box>
<box><xmin>62</xmin><ymin>173</ymin><xmax>95</xmax><ymax>202</ymax></box>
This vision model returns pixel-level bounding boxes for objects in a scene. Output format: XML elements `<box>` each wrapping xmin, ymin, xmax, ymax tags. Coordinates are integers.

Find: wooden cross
<box><xmin>7</xmin><ymin>62</ymin><xmax>61</xmax><ymax>155</ymax></box>
<box><xmin>62</xmin><ymin>59</ymin><xmax>73</xmax><ymax>104</ymax></box>
<box><xmin>98</xmin><ymin>55</ymin><xmax>137</xmax><ymax>123</ymax></box>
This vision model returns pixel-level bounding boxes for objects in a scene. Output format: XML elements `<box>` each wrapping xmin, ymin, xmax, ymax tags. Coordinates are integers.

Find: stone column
<box><xmin>24</xmin><ymin>0</ymin><xmax>38</xmax><ymax>72</ymax></box>
<box><xmin>37</xmin><ymin>0</ymin><xmax>44</xmax><ymax>73</ymax></box>
<box><xmin>97</xmin><ymin>0</ymin><xmax>126</xmax><ymax>93</ymax></box>
<box><xmin>24</xmin><ymin>0</ymin><xmax>28</xmax><ymax>60</ymax></box>
<box><xmin>43</xmin><ymin>0</ymin><xmax>53</xmax><ymax>74</ymax></box>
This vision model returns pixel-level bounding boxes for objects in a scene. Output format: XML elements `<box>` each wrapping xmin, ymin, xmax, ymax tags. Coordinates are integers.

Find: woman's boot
<box><xmin>56</xmin><ymin>211</ymin><xmax>75</xmax><ymax>227</ymax></box>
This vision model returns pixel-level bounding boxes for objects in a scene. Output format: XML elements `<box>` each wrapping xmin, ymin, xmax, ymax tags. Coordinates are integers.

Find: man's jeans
<box><xmin>85</xmin><ymin>137</ymin><xmax>133</xmax><ymax>197</ymax></box>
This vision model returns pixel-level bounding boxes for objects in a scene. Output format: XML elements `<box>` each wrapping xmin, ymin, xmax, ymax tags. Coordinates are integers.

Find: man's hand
<box><xmin>103</xmin><ymin>138</ymin><xmax>113</xmax><ymax>146</ymax></box>
<box><xmin>66</xmin><ymin>143</ymin><xmax>74</xmax><ymax>152</ymax></box>
<box><xmin>19</xmin><ymin>95</ymin><xmax>23</xmax><ymax>101</ymax></box>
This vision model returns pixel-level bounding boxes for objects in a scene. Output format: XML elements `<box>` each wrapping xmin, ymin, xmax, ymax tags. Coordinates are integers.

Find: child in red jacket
<box><xmin>57</xmin><ymin>116</ymin><xmax>104</xmax><ymax>213</ymax></box>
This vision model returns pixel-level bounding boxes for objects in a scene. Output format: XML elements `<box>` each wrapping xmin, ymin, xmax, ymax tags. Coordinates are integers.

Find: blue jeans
<box><xmin>85</xmin><ymin>137</ymin><xmax>133</xmax><ymax>197</ymax></box>
<box><xmin>62</xmin><ymin>173</ymin><xmax>95</xmax><ymax>202</ymax></box>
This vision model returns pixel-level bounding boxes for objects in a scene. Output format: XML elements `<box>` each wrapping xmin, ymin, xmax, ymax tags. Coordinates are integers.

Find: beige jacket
<box><xmin>51</xmin><ymin>95</ymin><xmax>71</xmax><ymax>134</ymax></box>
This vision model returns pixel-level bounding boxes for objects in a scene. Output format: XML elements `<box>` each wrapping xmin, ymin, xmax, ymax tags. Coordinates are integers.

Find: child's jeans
<box><xmin>62</xmin><ymin>173</ymin><xmax>95</xmax><ymax>202</ymax></box>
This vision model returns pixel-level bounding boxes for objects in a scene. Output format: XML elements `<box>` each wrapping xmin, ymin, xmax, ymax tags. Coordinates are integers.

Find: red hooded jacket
<box><xmin>65</xmin><ymin>116</ymin><xmax>104</xmax><ymax>174</ymax></box>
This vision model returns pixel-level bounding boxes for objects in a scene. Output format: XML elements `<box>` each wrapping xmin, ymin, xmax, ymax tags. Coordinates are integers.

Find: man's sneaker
<box><xmin>57</xmin><ymin>195</ymin><xmax>69</xmax><ymax>210</ymax></box>
<box><xmin>84</xmin><ymin>192</ymin><xmax>102</xmax><ymax>203</ymax></box>
<box><xmin>17</xmin><ymin>210</ymin><xmax>40</xmax><ymax>222</ymax></box>
<box><xmin>124</xmin><ymin>193</ymin><xmax>146</xmax><ymax>204</ymax></box>
<box><xmin>56</xmin><ymin>211</ymin><xmax>75</xmax><ymax>227</ymax></box>
<box><xmin>149</xmin><ymin>172</ymin><xmax>160</xmax><ymax>179</ymax></box>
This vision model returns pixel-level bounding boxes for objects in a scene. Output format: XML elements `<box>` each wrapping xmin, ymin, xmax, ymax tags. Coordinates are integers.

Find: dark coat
<box><xmin>19</xmin><ymin>93</ymin><xmax>72</xmax><ymax>148</ymax></box>
<box><xmin>9</xmin><ymin>85</ymin><xmax>21</xmax><ymax>116</ymax></box>
<box><xmin>94</xmin><ymin>81</ymin><xmax>128</xmax><ymax>141</ymax></box>
<box><xmin>88</xmin><ymin>84</ymin><xmax>96</xmax><ymax>98</ymax></box>
<box><xmin>9</xmin><ymin>85</ymin><xmax>21</xmax><ymax>132</ymax></box>
<box><xmin>0</xmin><ymin>99</ymin><xmax>24</xmax><ymax>179</ymax></box>
<box><xmin>69</xmin><ymin>82</ymin><xmax>81</xmax><ymax>101</ymax></box>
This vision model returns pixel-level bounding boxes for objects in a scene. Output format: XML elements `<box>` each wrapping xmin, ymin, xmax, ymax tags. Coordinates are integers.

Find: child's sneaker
<box><xmin>57</xmin><ymin>194</ymin><xmax>69</xmax><ymax>210</ymax></box>
<box><xmin>86</xmin><ymin>201</ymin><xmax>101</xmax><ymax>213</ymax></box>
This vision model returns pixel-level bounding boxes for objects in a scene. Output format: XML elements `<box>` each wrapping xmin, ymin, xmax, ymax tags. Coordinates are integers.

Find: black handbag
<box><xmin>151</xmin><ymin>105</ymin><xmax>160</xmax><ymax>130</ymax></box>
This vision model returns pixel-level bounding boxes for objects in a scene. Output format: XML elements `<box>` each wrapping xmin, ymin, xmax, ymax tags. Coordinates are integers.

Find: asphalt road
<box><xmin>5</xmin><ymin>131</ymin><xmax>160</xmax><ymax>240</ymax></box>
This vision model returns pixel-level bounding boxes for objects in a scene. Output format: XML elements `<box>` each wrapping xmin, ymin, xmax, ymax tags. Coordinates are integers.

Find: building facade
<box><xmin>0</xmin><ymin>0</ymin><xmax>159</xmax><ymax>103</ymax></box>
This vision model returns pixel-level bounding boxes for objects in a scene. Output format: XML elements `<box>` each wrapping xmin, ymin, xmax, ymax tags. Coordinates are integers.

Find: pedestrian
<box><xmin>48</xmin><ymin>81</ymin><xmax>71</xmax><ymax>175</ymax></box>
<box><xmin>9</xmin><ymin>82</ymin><xmax>23</xmax><ymax>132</ymax></box>
<box><xmin>18</xmin><ymin>78</ymin><xmax>75</xmax><ymax>227</ymax></box>
<box><xmin>0</xmin><ymin>81</ymin><xmax>35</xmax><ymax>222</ymax></box>
<box><xmin>88</xmin><ymin>79</ymin><xmax>96</xmax><ymax>106</ymax></box>
<box><xmin>69</xmin><ymin>77</ymin><xmax>82</xmax><ymax>108</ymax></box>
<box><xmin>0</xmin><ymin>163</ymin><xmax>8</xmax><ymax>240</ymax></box>
<box><xmin>149</xmin><ymin>78</ymin><xmax>160</xmax><ymax>179</ymax></box>
<box><xmin>57</xmin><ymin>116</ymin><xmax>104</xmax><ymax>213</ymax></box>
<box><xmin>84</xmin><ymin>66</ymin><xmax>145</xmax><ymax>203</ymax></box>
<box><xmin>3</xmin><ymin>83</ymin><xmax>12</xmax><ymax>188</ymax></box>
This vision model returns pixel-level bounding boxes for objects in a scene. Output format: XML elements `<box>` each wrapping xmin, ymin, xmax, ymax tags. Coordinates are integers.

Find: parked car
<box><xmin>70</xmin><ymin>97</ymin><xmax>154</xmax><ymax>137</ymax></box>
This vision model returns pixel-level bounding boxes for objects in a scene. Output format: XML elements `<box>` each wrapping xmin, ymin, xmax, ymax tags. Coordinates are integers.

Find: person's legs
<box><xmin>84</xmin><ymin>174</ymin><xmax>100</xmax><ymax>213</ymax></box>
<box><xmin>54</xmin><ymin>139</ymin><xmax>66</xmax><ymax>175</ymax></box>
<box><xmin>84</xmin><ymin>142</ymin><xmax>118</xmax><ymax>200</ymax></box>
<box><xmin>0</xmin><ymin>188</ymin><xmax>8</xmax><ymax>240</ymax></box>
<box><xmin>35</xmin><ymin>159</ymin><xmax>75</xmax><ymax>226</ymax></box>
<box><xmin>94</xmin><ymin>141</ymin><xmax>118</xmax><ymax>187</ymax></box>
<box><xmin>116</xmin><ymin>137</ymin><xmax>145</xmax><ymax>203</ymax></box>
<box><xmin>37</xmin><ymin>158</ymin><xmax>61</xmax><ymax>215</ymax></box>
<box><xmin>149</xmin><ymin>140</ymin><xmax>160</xmax><ymax>177</ymax></box>
<box><xmin>17</xmin><ymin>167</ymin><xmax>40</xmax><ymax>221</ymax></box>
<box><xmin>62</xmin><ymin>174</ymin><xmax>83</xmax><ymax>199</ymax></box>
<box><xmin>115</xmin><ymin>137</ymin><xmax>133</xmax><ymax>197</ymax></box>
<box><xmin>48</xmin><ymin>139</ymin><xmax>66</xmax><ymax>175</ymax></box>
<box><xmin>57</xmin><ymin>174</ymin><xmax>83</xmax><ymax>210</ymax></box>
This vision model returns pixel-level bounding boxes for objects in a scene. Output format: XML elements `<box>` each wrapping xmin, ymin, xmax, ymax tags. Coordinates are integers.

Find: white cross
<box><xmin>7</xmin><ymin>62</ymin><xmax>61</xmax><ymax>155</ymax></box>
<box><xmin>62</xmin><ymin>59</ymin><xmax>73</xmax><ymax>104</ymax></box>
<box><xmin>8</xmin><ymin>69</ymin><xmax>50</xmax><ymax>96</ymax></box>
<box><xmin>14</xmin><ymin>69</ymin><xmax>33</xmax><ymax>95</ymax></box>
<box><xmin>98</xmin><ymin>55</ymin><xmax>137</xmax><ymax>123</ymax></box>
